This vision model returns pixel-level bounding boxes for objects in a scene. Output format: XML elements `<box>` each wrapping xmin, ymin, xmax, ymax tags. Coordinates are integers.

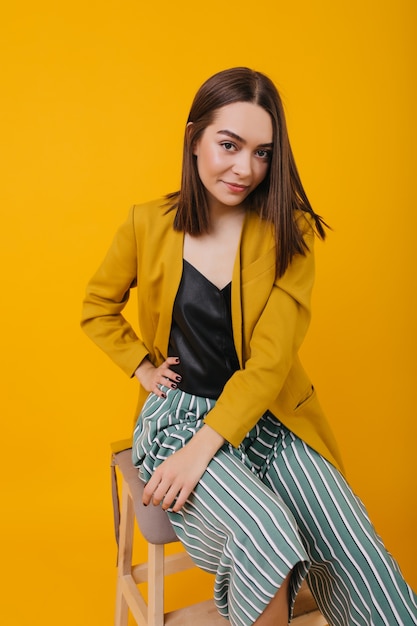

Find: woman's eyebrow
<box><xmin>217</xmin><ymin>129</ymin><xmax>273</xmax><ymax>147</ymax></box>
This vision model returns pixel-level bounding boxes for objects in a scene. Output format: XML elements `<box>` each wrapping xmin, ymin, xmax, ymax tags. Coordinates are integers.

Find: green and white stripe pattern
<box><xmin>133</xmin><ymin>388</ymin><xmax>417</xmax><ymax>625</ymax></box>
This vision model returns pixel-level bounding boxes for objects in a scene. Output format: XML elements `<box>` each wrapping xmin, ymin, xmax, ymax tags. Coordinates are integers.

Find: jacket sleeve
<box><xmin>80</xmin><ymin>207</ymin><xmax>149</xmax><ymax>377</ymax></box>
<box><xmin>205</xmin><ymin>230</ymin><xmax>316</xmax><ymax>447</ymax></box>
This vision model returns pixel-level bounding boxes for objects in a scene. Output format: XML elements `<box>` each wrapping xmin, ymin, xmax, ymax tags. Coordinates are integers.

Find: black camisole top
<box><xmin>168</xmin><ymin>260</ymin><xmax>240</xmax><ymax>399</ymax></box>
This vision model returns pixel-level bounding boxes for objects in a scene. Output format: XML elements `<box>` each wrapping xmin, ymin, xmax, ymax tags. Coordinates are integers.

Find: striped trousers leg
<box><xmin>168</xmin><ymin>447</ymin><xmax>310</xmax><ymax>626</ymax></box>
<box><xmin>255</xmin><ymin>414</ymin><xmax>417</xmax><ymax>626</ymax></box>
<box><xmin>133</xmin><ymin>389</ymin><xmax>309</xmax><ymax>625</ymax></box>
<box><xmin>133</xmin><ymin>390</ymin><xmax>417</xmax><ymax>625</ymax></box>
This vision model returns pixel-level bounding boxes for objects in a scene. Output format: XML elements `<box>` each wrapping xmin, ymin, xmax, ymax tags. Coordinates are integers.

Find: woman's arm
<box><xmin>81</xmin><ymin>208</ymin><xmax>148</xmax><ymax>376</ymax></box>
<box><xmin>205</xmin><ymin>229</ymin><xmax>316</xmax><ymax>446</ymax></box>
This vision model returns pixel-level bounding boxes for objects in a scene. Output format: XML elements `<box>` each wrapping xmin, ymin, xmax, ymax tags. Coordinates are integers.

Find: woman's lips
<box><xmin>222</xmin><ymin>181</ymin><xmax>249</xmax><ymax>193</ymax></box>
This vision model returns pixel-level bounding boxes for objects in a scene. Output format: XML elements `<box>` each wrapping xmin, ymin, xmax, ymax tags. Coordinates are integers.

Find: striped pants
<box><xmin>132</xmin><ymin>388</ymin><xmax>417</xmax><ymax>626</ymax></box>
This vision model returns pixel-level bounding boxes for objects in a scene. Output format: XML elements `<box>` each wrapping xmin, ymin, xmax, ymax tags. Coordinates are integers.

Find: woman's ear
<box><xmin>186</xmin><ymin>122</ymin><xmax>198</xmax><ymax>156</ymax></box>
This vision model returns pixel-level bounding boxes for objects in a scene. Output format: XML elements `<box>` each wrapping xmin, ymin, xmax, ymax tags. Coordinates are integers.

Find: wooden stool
<box><xmin>111</xmin><ymin>446</ymin><xmax>328</xmax><ymax>626</ymax></box>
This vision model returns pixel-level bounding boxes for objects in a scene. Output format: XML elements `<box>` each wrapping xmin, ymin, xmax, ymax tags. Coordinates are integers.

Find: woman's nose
<box><xmin>232</xmin><ymin>151</ymin><xmax>251</xmax><ymax>177</ymax></box>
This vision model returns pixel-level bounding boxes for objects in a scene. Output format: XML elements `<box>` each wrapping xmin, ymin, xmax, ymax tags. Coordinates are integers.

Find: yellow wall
<box><xmin>1</xmin><ymin>1</ymin><xmax>416</xmax><ymax>624</ymax></box>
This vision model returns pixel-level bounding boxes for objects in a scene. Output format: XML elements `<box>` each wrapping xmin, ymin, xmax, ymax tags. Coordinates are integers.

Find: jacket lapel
<box><xmin>153</xmin><ymin>227</ymin><xmax>184</xmax><ymax>361</ymax></box>
<box><xmin>232</xmin><ymin>211</ymin><xmax>276</xmax><ymax>366</ymax></box>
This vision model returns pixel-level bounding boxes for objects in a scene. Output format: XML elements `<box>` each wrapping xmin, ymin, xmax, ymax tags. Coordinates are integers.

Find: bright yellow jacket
<box><xmin>81</xmin><ymin>198</ymin><xmax>344</xmax><ymax>472</ymax></box>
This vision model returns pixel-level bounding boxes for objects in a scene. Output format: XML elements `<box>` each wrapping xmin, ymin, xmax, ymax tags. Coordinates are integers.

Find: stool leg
<box><xmin>115</xmin><ymin>484</ymin><xmax>135</xmax><ymax>626</ymax></box>
<box><xmin>147</xmin><ymin>543</ymin><xmax>164</xmax><ymax>626</ymax></box>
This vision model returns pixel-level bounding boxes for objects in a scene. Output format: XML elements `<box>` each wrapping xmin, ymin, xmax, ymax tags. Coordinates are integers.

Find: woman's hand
<box><xmin>142</xmin><ymin>425</ymin><xmax>225</xmax><ymax>512</ymax></box>
<box><xmin>134</xmin><ymin>356</ymin><xmax>181</xmax><ymax>398</ymax></box>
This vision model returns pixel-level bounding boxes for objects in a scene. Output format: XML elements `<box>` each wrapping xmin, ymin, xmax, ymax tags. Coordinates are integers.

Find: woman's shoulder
<box><xmin>131</xmin><ymin>196</ymin><xmax>174</xmax><ymax>221</ymax></box>
<box><xmin>129</xmin><ymin>196</ymin><xmax>176</xmax><ymax>233</ymax></box>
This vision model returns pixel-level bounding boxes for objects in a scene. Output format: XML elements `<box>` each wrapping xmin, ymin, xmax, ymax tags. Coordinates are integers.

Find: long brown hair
<box><xmin>167</xmin><ymin>67</ymin><xmax>327</xmax><ymax>278</ymax></box>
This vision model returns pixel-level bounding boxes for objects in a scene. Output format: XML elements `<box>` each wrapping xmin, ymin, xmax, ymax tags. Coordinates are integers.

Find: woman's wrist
<box><xmin>193</xmin><ymin>424</ymin><xmax>225</xmax><ymax>460</ymax></box>
<box><xmin>134</xmin><ymin>357</ymin><xmax>154</xmax><ymax>386</ymax></box>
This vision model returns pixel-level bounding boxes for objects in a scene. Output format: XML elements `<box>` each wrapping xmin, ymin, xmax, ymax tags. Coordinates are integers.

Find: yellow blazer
<box><xmin>81</xmin><ymin>198</ymin><xmax>344</xmax><ymax>472</ymax></box>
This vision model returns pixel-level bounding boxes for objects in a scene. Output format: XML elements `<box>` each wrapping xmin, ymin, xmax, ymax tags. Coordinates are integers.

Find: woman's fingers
<box><xmin>142</xmin><ymin>437</ymin><xmax>214</xmax><ymax>511</ymax></box>
<box><xmin>142</xmin><ymin>471</ymin><xmax>162</xmax><ymax>505</ymax></box>
<box><xmin>145</xmin><ymin>479</ymin><xmax>191</xmax><ymax>512</ymax></box>
<box><xmin>155</xmin><ymin>359</ymin><xmax>181</xmax><ymax>395</ymax></box>
<box><xmin>162</xmin><ymin>358</ymin><xmax>181</xmax><ymax>384</ymax></box>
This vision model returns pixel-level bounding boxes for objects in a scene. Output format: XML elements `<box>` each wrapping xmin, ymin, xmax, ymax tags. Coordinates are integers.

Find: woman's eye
<box><xmin>221</xmin><ymin>142</ymin><xmax>236</xmax><ymax>151</ymax></box>
<box><xmin>256</xmin><ymin>149</ymin><xmax>271</xmax><ymax>159</ymax></box>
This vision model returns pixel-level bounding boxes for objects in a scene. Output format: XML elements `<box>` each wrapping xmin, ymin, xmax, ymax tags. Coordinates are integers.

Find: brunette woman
<box><xmin>82</xmin><ymin>67</ymin><xmax>417</xmax><ymax>626</ymax></box>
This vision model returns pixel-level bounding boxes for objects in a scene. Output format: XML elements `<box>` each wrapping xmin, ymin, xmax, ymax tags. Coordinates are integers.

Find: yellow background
<box><xmin>1</xmin><ymin>1</ymin><xmax>416</xmax><ymax>624</ymax></box>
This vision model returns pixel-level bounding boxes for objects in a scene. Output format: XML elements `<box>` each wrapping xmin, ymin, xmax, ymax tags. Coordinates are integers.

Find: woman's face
<box><xmin>193</xmin><ymin>101</ymin><xmax>273</xmax><ymax>212</ymax></box>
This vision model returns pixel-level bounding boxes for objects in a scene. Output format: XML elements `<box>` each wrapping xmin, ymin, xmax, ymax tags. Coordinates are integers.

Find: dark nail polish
<box><xmin>171</xmin><ymin>383</ymin><xmax>177</xmax><ymax>389</ymax></box>
<box><xmin>174</xmin><ymin>357</ymin><xmax>180</xmax><ymax>363</ymax></box>
<box><xmin>176</xmin><ymin>375</ymin><xmax>182</xmax><ymax>382</ymax></box>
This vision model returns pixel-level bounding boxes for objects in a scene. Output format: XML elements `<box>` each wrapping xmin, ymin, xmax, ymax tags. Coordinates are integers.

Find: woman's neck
<box><xmin>206</xmin><ymin>201</ymin><xmax>246</xmax><ymax>234</ymax></box>
<box><xmin>183</xmin><ymin>207</ymin><xmax>245</xmax><ymax>290</ymax></box>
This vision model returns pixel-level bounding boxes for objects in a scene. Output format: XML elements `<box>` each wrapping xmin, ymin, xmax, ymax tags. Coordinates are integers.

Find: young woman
<box><xmin>81</xmin><ymin>67</ymin><xmax>417</xmax><ymax>626</ymax></box>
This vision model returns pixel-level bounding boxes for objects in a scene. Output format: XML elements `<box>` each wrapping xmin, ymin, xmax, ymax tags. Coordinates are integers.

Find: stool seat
<box><xmin>114</xmin><ymin>448</ymin><xmax>177</xmax><ymax>544</ymax></box>
<box><xmin>111</xmin><ymin>445</ymin><xmax>328</xmax><ymax>626</ymax></box>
